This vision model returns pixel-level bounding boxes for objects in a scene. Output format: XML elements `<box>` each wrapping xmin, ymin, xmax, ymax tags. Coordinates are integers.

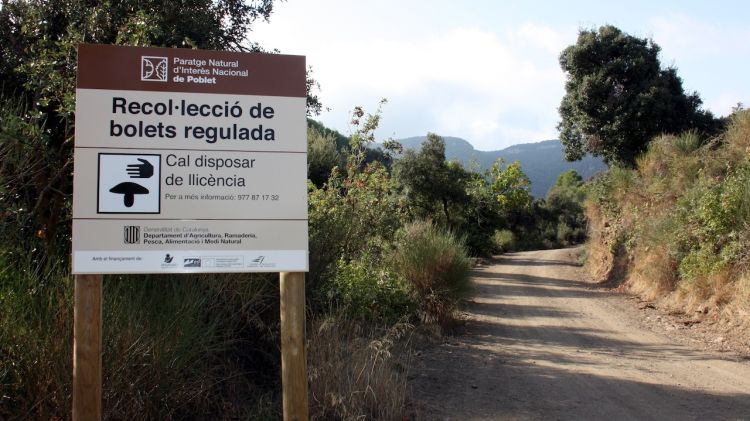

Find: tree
<box><xmin>558</xmin><ymin>25</ymin><xmax>722</xmax><ymax>167</ymax></box>
<box><xmin>545</xmin><ymin>170</ymin><xmax>587</xmax><ymax>244</ymax></box>
<box><xmin>307</xmin><ymin>126</ymin><xmax>342</xmax><ymax>188</ymax></box>
<box><xmin>546</xmin><ymin>170</ymin><xmax>585</xmax><ymax>206</ymax></box>
<box><xmin>460</xmin><ymin>169</ymin><xmax>504</xmax><ymax>255</ymax></box>
<box><xmin>488</xmin><ymin>159</ymin><xmax>532</xmax><ymax>212</ymax></box>
<box><xmin>394</xmin><ymin>133</ymin><xmax>468</xmax><ymax>226</ymax></box>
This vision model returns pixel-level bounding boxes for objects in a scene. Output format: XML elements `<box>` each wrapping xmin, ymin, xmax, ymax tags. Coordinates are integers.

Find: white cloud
<box><xmin>649</xmin><ymin>13</ymin><xmax>750</xmax><ymax>59</ymax></box>
<box><xmin>254</xmin><ymin>1</ymin><xmax>573</xmax><ymax>148</ymax></box>
<box><xmin>258</xmin><ymin>18</ymin><xmax>571</xmax><ymax>150</ymax></box>
<box><xmin>253</xmin><ymin>2</ymin><xmax>750</xmax><ymax>147</ymax></box>
<box><xmin>513</xmin><ymin>23</ymin><xmax>572</xmax><ymax>54</ymax></box>
<box><xmin>648</xmin><ymin>13</ymin><xmax>750</xmax><ymax>117</ymax></box>
<box><xmin>705</xmin><ymin>92</ymin><xmax>744</xmax><ymax>117</ymax></box>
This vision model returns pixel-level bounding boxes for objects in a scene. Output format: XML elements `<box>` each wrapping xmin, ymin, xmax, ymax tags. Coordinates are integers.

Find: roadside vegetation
<box><xmin>586</xmin><ymin>109</ymin><xmax>750</xmax><ymax>321</ymax></box>
<box><xmin>558</xmin><ymin>25</ymin><xmax>748</xmax><ymax>326</ymax></box>
<box><xmin>3</xmin><ymin>94</ymin><xmax>584</xmax><ymax>418</ymax></box>
<box><xmin>0</xmin><ymin>1</ymin><xmax>590</xmax><ymax>419</ymax></box>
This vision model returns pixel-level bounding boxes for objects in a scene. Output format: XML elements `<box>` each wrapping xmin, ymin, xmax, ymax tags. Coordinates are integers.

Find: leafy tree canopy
<box><xmin>558</xmin><ymin>25</ymin><xmax>722</xmax><ymax>167</ymax></box>
<box><xmin>488</xmin><ymin>159</ymin><xmax>532</xmax><ymax>212</ymax></box>
<box><xmin>307</xmin><ymin>126</ymin><xmax>342</xmax><ymax>188</ymax></box>
<box><xmin>547</xmin><ymin>170</ymin><xmax>585</xmax><ymax>202</ymax></box>
<box><xmin>394</xmin><ymin>133</ymin><xmax>468</xmax><ymax>225</ymax></box>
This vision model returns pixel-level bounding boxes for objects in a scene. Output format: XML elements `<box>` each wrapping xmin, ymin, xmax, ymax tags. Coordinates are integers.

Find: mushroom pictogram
<box><xmin>109</xmin><ymin>182</ymin><xmax>149</xmax><ymax>207</ymax></box>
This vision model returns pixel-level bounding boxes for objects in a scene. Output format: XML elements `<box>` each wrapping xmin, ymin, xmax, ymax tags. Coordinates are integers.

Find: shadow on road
<box><xmin>472</xmin><ymin>270</ymin><xmax>596</xmax><ymax>299</ymax></box>
<box><xmin>413</xmin><ymin>341</ymin><xmax>750</xmax><ymax>420</ymax></box>
<box><xmin>494</xmin><ymin>256</ymin><xmax>582</xmax><ymax>268</ymax></box>
<box><xmin>411</xmin><ymin>249</ymin><xmax>750</xmax><ymax>420</ymax></box>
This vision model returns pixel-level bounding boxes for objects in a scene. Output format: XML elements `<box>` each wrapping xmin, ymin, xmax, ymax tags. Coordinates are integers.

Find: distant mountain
<box><xmin>393</xmin><ymin>136</ymin><xmax>608</xmax><ymax>198</ymax></box>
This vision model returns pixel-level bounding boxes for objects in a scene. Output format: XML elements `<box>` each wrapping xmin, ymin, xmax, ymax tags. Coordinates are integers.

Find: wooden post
<box><xmin>280</xmin><ymin>272</ymin><xmax>309</xmax><ymax>421</ymax></box>
<box><xmin>73</xmin><ymin>274</ymin><xmax>103</xmax><ymax>421</ymax></box>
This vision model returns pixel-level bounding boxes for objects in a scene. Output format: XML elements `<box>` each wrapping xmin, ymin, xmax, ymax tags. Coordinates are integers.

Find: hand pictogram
<box><xmin>126</xmin><ymin>158</ymin><xmax>154</xmax><ymax>178</ymax></box>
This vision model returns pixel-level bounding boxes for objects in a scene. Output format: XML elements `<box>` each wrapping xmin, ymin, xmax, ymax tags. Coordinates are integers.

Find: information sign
<box><xmin>72</xmin><ymin>45</ymin><xmax>308</xmax><ymax>273</ymax></box>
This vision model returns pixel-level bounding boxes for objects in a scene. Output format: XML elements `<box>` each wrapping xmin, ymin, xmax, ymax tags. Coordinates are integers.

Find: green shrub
<box><xmin>492</xmin><ymin>229</ymin><xmax>515</xmax><ymax>253</ymax></box>
<box><xmin>673</xmin><ymin>130</ymin><xmax>703</xmax><ymax>154</ymax></box>
<box><xmin>674</xmin><ymin>166</ymin><xmax>750</xmax><ymax>282</ymax></box>
<box><xmin>307</xmin><ymin>126</ymin><xmax>343</xmax><ymax>188</ymax></box>
<box><xmin>323</xmin><ymin>258</ymin><xmax>414</xmax><ymax>324</ymax></box>
<box><xmin>556</xmin><ymin>222</ymin><xmax>574</xmax><ymax>244</ymax></box>
<box><xmin>392</xmin><ymin>221</ymin><xmax>471</xmax><ymax>329</ymax></box>
<box><xmin>308</xmin><ymin>163</ymin><xmax>404</xmax><ymax>292</ymax></box>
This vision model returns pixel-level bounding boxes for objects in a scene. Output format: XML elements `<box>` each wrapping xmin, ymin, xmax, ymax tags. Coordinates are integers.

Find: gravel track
<box><xmin>411</xmin><ymin>248</ymin><xmax>750</xmax><ymax>420</ymax></box>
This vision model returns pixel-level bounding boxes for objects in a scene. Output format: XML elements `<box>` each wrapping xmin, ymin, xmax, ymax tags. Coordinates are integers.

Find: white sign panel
<box><xmin>72</xmin><ymin>44</ymin><xmax>308</xmax><ymax>274</ymax></box>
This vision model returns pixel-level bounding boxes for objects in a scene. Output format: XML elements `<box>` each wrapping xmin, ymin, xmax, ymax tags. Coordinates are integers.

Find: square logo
<box><xmin>124</xmin><ymin>226</ymin><xmax>141</xmax><ymax>244</ymax></box>
<box><xmin>97</xmin><ymin>153</ymin><xmax>161</xmax><ymax>214</ymax></box>
<box><xmin>141</xmin><ymin>56</ymin><xmax>168</xmax><ymax>82</ymax></box>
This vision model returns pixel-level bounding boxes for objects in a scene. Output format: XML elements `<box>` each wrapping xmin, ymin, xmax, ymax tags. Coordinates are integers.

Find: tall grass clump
<box><xmin>101</xmin><ymin>273</ymin><xmax>281</xmax><ymax>420</ymax></box>
<box><xmin>392</xmin><ymin>221</ymin><xmax>471</xmax><ymax>329</ymax></box>
<box><xmin>673</xmin><ymin>130</ymin><xmax>703</xmax><ymax>154</ymax></box>
<box><xmin>0</xmin><ymin>256</ymin><xmax>72</xmax><ymax>419</ymax></box>
<box><xmin>308</xmin><ymin>317</ymin><xmax>413</xmax><ymax>421</ymax></box>
<box><xmin>0</xmin><ymin>259</ymin><xmax>283</xmax><ymax>420</ymax></box>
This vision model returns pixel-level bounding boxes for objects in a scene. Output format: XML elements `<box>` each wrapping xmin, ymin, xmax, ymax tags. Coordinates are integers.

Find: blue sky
<box><xmin>253</xmin><ymin>0</ymin><xmax>750</xmax><ymax>150</ymax></box>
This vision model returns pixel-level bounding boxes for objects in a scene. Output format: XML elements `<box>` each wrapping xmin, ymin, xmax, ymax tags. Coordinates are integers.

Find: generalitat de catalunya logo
<box><xmin>141</xmin><ymin>56</ymin><xmax>168</xmax><ymax>82</ymax></box>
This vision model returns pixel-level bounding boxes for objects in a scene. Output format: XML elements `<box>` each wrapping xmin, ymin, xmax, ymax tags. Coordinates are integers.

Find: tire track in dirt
<box><xmin>411</xmin><ymin>247</ymin><xmax>750</xmax><ymax>420</ymax></box>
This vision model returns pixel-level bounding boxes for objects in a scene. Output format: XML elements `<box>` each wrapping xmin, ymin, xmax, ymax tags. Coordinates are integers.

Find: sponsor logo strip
<box><xmin>73</xmin><ymin>250</ymin><xmax>307</xmax><ymax>273</ymax></box>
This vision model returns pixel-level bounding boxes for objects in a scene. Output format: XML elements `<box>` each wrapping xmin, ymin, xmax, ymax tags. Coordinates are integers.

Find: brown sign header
<box><xmin>77</xmin><ymin>44</ymin><xmax>306</xmax><ymax>97</ymax></box>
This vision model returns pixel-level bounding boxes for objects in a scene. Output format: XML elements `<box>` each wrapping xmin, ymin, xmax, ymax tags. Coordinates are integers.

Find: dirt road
<box><xmin>411</xmin><ymin>248</ymin><xmax>750</xmax><ymax>420</ymax></box>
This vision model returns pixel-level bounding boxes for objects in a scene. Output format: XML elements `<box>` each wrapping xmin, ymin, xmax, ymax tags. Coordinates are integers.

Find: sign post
<box><xmin>280</xmin><ymin>272</ymin><xmax>308</xmax><ymax>421</ymax></box>
<box><xmin>72</xmin><ymin>44</ymin><xmax>309</xmax><ymax>420</ymax></box>
<box><xmin>72</xmin><ymin>274</ymin><xmax>102</xmax><ymax>420</ymax></box>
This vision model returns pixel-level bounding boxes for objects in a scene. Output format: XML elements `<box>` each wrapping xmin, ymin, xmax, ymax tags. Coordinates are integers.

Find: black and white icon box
<box><xmin>98</xmin><ymin>153</ymin><xmax>161</xmax><ymax>214</ymax></box>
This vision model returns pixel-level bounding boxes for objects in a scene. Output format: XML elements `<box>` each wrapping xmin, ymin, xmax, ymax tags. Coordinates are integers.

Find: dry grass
<box><xmin>308</xmin><ymin>316</ymin><xmax>414</xmax><ymax>421</ymax></box>
<box><xmin>583</xmin><ymin>201</ymin><xmax>631</xmax><ymax>285</ymax></box>
<box><xmin>585</xmin><ymin>110</ymin><xmax>750</xmax><ymax>327</ymax></box>
<box><xmin>627</xmin><ymin>244</ymin><xmax>678</xmax><ymax>300</ymax></box>
<box><xmin>582</xmin><ymin>202</ymin><xmax>612</xmax><ymax>282</ymax></box>
<box><xmin>722</xmin><ymin>110</ymin><xmax>750</xmax><ymax>164</ymax></box>
<box><xmin>637</xmin><ymin>134</ymin><xmax>704</xmax><ymax>201</ymax></box>
<box><xmin>725</xmin><ymin>272</ymin><xmax>750</xmax><ymax>327</ymax></box>
<box><xmin>673</xmin><ymin>270</ymin><xmax>736</xmax><ymax>312</ymax></box>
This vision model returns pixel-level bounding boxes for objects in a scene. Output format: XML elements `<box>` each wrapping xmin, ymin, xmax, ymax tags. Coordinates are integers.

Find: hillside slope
<box><xmin>585</xmin><ymin>110</ymin><xmax>750</xmax><ymax>331</ymax></box>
